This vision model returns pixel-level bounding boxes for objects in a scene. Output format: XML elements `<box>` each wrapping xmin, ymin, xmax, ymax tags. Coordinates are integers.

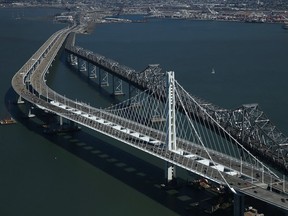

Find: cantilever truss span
<box><xmin>212</xmin><ymin>104</ymin><xmax>288</xmax><ymax>170</ymax></box>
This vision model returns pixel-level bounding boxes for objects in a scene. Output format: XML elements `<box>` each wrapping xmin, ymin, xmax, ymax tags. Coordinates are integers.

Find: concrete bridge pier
<box><xmin>79</xmin><ymin>59</ymin><xmax>87</xmax><ymax>72</ymax></box>
<box><xmin>112</xmin><ymin>75</ymin><xmax>124</xmax><ymax>96</ymax></box>
<box><xmin>59</xmin><ymin>116</ymin><xmax>63</xmax><ymax>126</ymax></box>
<box><xmin>28</xmin><ymin>107</ymin><xmax>35</xmax><ymax>118</ymax></box>
<box><xmin>69</xmin><ymin>54</ymin><xmax>78</xmax><ymax>67</ymax></box>
<box><xmin>233</xmin><ymin>193</ymin><xmax>244</xmax><ymax>216</ymax></box>
<box><xmin>99</xmin><ymin>69</ymin><xmax>109</xmax><ymax>87</ymax></box>
<box><xmin>165</xmin><ymin>162</ymin><xmax>176</xmax><ymax>184</ymax></box>
<box><xmin>17</xmin><ymin>96</ymin><xmax>25</xmax><ymax>104</ymax></box>
<box><xmin>88</xmin><ymin>63</ymin><xmax>97</xmax><ymax>79</ymax></box>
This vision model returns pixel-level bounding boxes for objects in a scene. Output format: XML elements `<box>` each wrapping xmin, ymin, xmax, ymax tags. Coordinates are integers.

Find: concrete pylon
<box><xmin>165</xmin><ymin>71</ymin><xmax>177</xmax><ymax>183</ymax></box>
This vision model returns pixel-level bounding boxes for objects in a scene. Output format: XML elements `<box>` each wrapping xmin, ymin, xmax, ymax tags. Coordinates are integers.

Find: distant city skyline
<box><xmin>0</xmin><ymin>0</ymin><xmax>288</xmax><ymax>10</ymax></box>
<box><xmin>1</xmin><ymin>0</ymin><xmax>288</xmax><ymax>23</ymax></box>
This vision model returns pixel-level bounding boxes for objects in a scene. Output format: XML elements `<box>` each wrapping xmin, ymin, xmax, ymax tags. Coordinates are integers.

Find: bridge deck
<box><xmin>11</xmin><ymin>27</ymin><xmax>288</xmax><ymax>211</ymax></box>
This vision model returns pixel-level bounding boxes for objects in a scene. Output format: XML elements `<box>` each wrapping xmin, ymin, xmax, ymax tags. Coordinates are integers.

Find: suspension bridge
<box><xmin>11</xmin><ymin>25</ymin><xmax>288</xmax><ymax>215</ymax></box>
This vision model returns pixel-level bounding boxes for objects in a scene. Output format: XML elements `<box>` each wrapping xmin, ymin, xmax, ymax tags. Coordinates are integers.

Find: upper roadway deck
<box><xmin>11</xmin><ymin>26</ymin><xmax>288</xmax><ymax>212</ymax></box>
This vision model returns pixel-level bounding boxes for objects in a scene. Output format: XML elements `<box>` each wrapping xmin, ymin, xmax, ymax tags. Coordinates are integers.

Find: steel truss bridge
<box><xmin>11</xmin><ymin>26</ymin><xmax>288</xmax><ymax>215</ymax></box>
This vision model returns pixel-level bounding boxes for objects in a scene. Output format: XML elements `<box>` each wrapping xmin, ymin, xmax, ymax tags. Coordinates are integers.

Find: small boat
<box><xmin>244</xmin><ymin>206</ymin><xmax>264</xmax><ymax>216</ymax></box>
<box><xmin>282</xmin><ymin>22</ymin><xmax>288</xmax><ymax>30</ymax></box>
<box><xmin>0</xmin><ymin>117</ymin><xmax>16</xmax><ymax>125</ymax></box>
<box><xmin>187</xmin><ymin>178</ymin><xmax>226</xmax><ymax>195</ymax></box>
<box><xmin>211</xmin><ymin>68</ymin><xmax>215</xmax><ymax>74</ymax></box>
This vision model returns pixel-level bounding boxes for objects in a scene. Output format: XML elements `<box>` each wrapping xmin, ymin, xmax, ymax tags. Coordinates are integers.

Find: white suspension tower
<box><xmin>165</xmin><ymin>71</ymin><xmax>177</xmax><ymax>183</ymax></box>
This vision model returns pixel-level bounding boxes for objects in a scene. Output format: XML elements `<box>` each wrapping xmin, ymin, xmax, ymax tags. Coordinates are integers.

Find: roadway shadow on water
<box><xmin>4</xmin><ymin>87</ymin><xmax>235</xmax><ymax>216</ymax></box>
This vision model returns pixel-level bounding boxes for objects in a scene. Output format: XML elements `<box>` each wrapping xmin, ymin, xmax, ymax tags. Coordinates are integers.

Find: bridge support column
<box><xmin>89</xmin><ymin>64</ymin><xmax>97</xmax><ymax>79</ymax></box>
<box><xmin>70</xmin><ymin>54</ymin><xmax>78</xmax><ymax>67</ymax></box>
<box><xmin>79</xmin><ymin>59</ymin><xmax>87</xmax><ymax>72</ymax></box>
<box><xmin>59</xmin><ymin>116</ymin><xmax>63</xmax><ymax>126</ymax></box>
<box><xmin>100</xmin><ymin>70</ymin><xmax>109</xmax><ymax>87</ymax></box>
<box><xmin>233</xmin><ymin>193</ymin><xmax>244</xmax><ymax>216</ymax></box>
<box><xmin>112</xmin><ymin>76</ymin><xmax>124</xmax><ymax>96</ymax></box>
<box><xmin>28</xmin><ymin>107</ymin><xmax>35</xmax><ymax>118</ymax></box>
<box><xmin>165</xmin><ymin>162</ymin><xmax>176</xmax><ymax>183</ymax></box>
<box><xmin>17</xmin><ymin>96</ymin><xmax>24</xmax><ymax>104</ymax></box>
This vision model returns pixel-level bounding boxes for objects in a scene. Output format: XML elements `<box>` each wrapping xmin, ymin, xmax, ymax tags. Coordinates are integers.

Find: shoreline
<box><xmin>1</xmin><ymin>3</ymin><xmax>288</xmax><ymax>26</ymax></box>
